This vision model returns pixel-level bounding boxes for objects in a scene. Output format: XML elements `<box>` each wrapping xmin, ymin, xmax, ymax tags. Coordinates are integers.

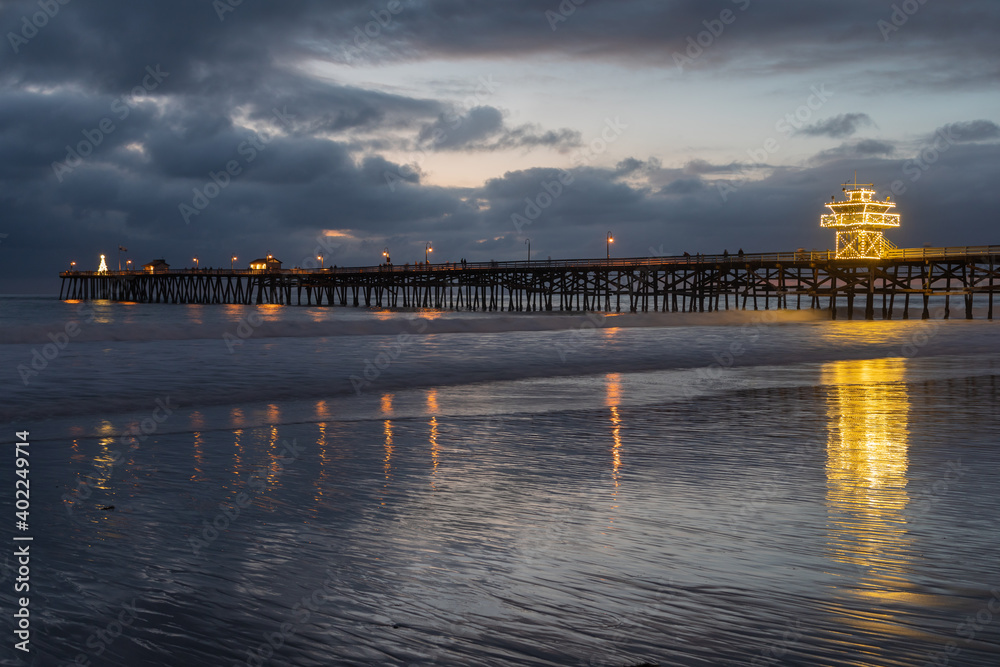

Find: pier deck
<box><xmin>59</xmin><ymin>245</ymin><xmax>1000</xmax><ymax>320</ymax></box>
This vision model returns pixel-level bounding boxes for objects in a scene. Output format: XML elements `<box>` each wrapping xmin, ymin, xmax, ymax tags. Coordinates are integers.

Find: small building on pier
<box><xmin>249</xmin><ymin>255</ymin><xmax>282</xmax><ymax>271</ymax></box>
<box><xmin>143</xmin><ymin>259</ymin><xmax>170</xmax><ymax>273</ymax></box>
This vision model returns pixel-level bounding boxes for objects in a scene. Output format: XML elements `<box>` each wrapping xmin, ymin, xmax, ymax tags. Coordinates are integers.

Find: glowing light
<box><xmin>821</xmin><ymin>181</ymin><xmax>900</xmax><ymax>259</ymax></box>
<box><xmin>824</xmin><ymin>358</ymin><xmax>911</xmax><ymax>586</ymax></box>
<box><xmin>97</xmin><ymin>254</ymin><xmax>108</xmax><ymax>273</ymax></box>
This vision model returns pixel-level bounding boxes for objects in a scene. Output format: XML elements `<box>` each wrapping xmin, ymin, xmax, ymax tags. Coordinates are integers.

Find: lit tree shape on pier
<box><xmin>821</xmin><ymin>180</ymin><xmax>900</xmax><ymax>259</ymax></box>
<box><xmin>98</xmin><ymin>254</ymin><xmax>109</xmax><ymax>273</ymax></box>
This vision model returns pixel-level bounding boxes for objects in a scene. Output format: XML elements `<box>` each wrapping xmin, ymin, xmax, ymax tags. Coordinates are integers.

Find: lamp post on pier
<box><xmin>231</xmin><ymin>255</ymin><xmax>237</xmax><ymax>270</ymax></box>
<box><xmin>425</xmin><ymin>242</ymin><xmax>433</xmax><ymax>264</ymax></box>
<box><xmin>525</xmin><ymin>238</ymin><xmax>531</xmax><ymax>262</ymax></box>
<box><xmin>607</xmin><ymin>231</ymin><xmax>614</xmax><ymax>261</ymax></box>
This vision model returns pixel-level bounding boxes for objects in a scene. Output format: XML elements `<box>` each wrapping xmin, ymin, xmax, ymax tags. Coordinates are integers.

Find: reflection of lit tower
<box><xmin>821</xmin><ymin>178</ymin><xmax>899</xmax><ymax>259</ymax></box>
<box><xmin>98</xmin><ymin>254</ymin><xmax>109</xmax><ymax>273</ymax></box>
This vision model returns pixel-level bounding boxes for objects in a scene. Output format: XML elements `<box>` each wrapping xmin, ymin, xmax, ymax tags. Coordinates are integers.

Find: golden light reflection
<box><xmin>430</xmin><ymin>417</ymin><xmax>440</xmax><ymax>485</ymax></box>
<box><xmin>610</xmin><ymin>406</ymin><xmax>622</xmax><ymax>490</ymax></box>
<box><xmin>183</xmin><ymin>304</ymin><xmax>205</xmax><ymax>326</ymax></box>
<box><xmin>606</xmin><ymin>374</ymin><xmax>623</xmax><ymax>526</ymax></box>
<box><xmin>427</xmin><ymin>389</ymin><xmax>440</xmax><ymax>488</ymax></box>
<box><xmin>190</xmin><ymin>410</ymin><xmax>206</xmax><ymax>482</ymax></box>
<box><xmin>605</xmin><ymin>372</ymin><xmax>622</xmax><ymax>407</ymax></box>
<box><xmin>266</xmin><ymin>404</ymin><xmax>280</xmax><ymax>426</ymax></box>
<box><xmin>192</xmin><ymin>430</ymin><xmax>206</xmax><ymax>482</ymax></box>
<box><xmin>382</xmin><ymin>419</ymin><xmax>394</xmax><ymax>504</ymax></box>
<box><xmin>93</xmin><ymin>437</ymin><xmax>118</xmax><ymax>490</ymax></box>
<box><xmin>824</xmin><ymin>358</ymin><xmax>911</xmax><ymax>586</ymax></box>
<box><xmin>314</xmin><ymin>421</ymin><xmax>329</xmax><ymax>504</ymax></box>
<box><xmin>232</xmin><ymin>428</ymin><xmax>244</xmax><ymax>482</ymax></box>
<box><xmin>381</xmin><ymin>393</ymin><xmax>394</xmax><ymax>416</ymax></box>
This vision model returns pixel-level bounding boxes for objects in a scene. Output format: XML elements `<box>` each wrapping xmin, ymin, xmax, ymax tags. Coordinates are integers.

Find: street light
<box><xmin>382</xmin><ymin>247</ymin><xmax>390</xmax><ymax>264</ymax></box>
<box><xmin>525</xmin><ymin>238</ymin><xmax>531</xmax><ymax>262</ymax></box>
<box><xmin>607</xmin><ymin>231</ymin><xmax>614</xmax><ymax>260</ymax></box>
<box><xmin>317</xmin><ymin>253</ymin><xmax>324</xmax><ymax>269</ymax></box>
<box><xmin>70</xmin><ymin>261</ymin><xmax>76</xmax><ymax>271</ymax></box>
<box><xmin>425</xmin><ymin>242</ymin><xmax>433</xmax><ymax>264</ymax></box>
<box><xmin>126</xmin><ymin>259</ymin><xmax>132</xmax><ymax>271</ymax></box>
<box><xmin>231</xmin><ymin>255</ymin><xmax>237</xmax><ymax>270</ymax></box>
<box><xmin>193</xmin><ymin>257</ymin><xmax>199</xmax><ymax>270</ymax></box>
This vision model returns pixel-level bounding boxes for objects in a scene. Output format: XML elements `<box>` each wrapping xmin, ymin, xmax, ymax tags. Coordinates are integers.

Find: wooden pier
<box><xmin>59</xmin><ymin>245</ymin><xmax>1000</xmax><ymax>320</ymax></box>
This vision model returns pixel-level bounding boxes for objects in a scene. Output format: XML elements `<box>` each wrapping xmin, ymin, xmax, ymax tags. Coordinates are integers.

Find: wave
<box><xmin>0</xmin><ymin>308</ymin><xmax>825</xmax><ymax>345</ymax></box>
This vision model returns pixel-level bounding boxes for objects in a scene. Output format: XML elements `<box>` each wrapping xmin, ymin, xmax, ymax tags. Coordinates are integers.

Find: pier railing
<box><xmin>59</xmin><ymin>244</ymin><xmax>1000</xmax><ymax>277</ymax></box>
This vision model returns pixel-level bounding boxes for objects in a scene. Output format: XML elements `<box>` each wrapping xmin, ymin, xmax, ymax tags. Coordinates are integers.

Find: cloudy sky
<box><xmin>2</xmin><ymin>0</ymin><xmax>999</xmax><ymax>292</ymax></box>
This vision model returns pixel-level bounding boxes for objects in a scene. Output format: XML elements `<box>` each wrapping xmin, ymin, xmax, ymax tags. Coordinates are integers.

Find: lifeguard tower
<box><xmin>821</xmin><ymin>178</ymin><xmax>899</xmax><ymax>259</ymax></box>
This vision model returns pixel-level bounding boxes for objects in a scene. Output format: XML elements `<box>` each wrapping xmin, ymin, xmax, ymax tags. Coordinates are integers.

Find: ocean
<box><xmin>1</xmin><ymin>296</ymin><xmax>999</xmax><ymax>666</ymax></box>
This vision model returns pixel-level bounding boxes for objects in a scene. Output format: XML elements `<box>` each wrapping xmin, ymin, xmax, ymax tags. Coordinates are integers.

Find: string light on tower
<box><xmin>820</xmin><ymin>176</ymin><xmax>900</xmax><ymax>259</ymax></box>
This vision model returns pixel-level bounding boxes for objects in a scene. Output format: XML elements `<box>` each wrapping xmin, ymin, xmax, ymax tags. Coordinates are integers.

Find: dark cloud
<box><xmin>813</xmin><ymin>139</ymin><xmax>896</xmax><ymax>162</ymax></box>
<box><xmin>936</xmin><ymin>120</ymin><xmax>1000</xmax><ymax>143</ymax></box>
<box><xmin>796</xmin><ymin>113</ymin><xmax>874</xmax><ymax>139</ymax></box>
<box><xmin>1</xmin><ymin>0</ymin><xmax>999</xmax><ymax>293</ymax></box>
<box><xmin>418</xmin><ymin>106</ymin><xmax>580</xmax><ymax>152</ymax></box>
<box><xmin>683</xmin><ymin>159</ymin><xmax>743</xmax><ymax>175</ymax></box>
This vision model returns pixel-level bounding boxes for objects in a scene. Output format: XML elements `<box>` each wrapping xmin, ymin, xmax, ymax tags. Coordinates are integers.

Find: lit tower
<box><xmin>821</xmin><ymin>179</ymin><xmax>899</xmax><ymax>259</ymax></box>
<box><xmin>98</xmin><ymin>254</ymin><xmax>109</xmax><ymax>273</ymax></box>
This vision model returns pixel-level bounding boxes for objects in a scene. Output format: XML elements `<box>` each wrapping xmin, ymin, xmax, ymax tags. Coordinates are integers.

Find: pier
<box><xmin>59</xmin><ymin>245</ymin><xmax>1000</xmax><ymax>320</ymax></box>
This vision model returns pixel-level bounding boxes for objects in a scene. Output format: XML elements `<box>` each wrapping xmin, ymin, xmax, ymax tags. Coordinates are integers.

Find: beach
<box><xmin>2</xmin><ymin>298</ymin><xmax>999</xmax><ymax>665</ymax></box>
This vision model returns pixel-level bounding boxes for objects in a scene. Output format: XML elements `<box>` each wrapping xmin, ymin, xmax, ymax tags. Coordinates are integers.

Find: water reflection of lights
<box><xmin>314</xmin><ymin>421</ymin><xmax>329</xmax><ymax>503</ymax></box>
<box><xmin>824</xmin><ymin>358</ymin><xmax>911</xmax><ymax>586</ymax></box>
<box><xmin>606</xmin><ymin>374</ymin><xmax>623</xmax><ymax>528</ymax></box>
<box><xmin>428</xmin><ymin>389</ymin><xmax>440</xmax><ymax>488</ymax></box>
<box><xmin>191</xmin><ymin>411</ymin><xmax>206</xmax><ymax>482</ymax></box>
<box><xmin>382</xmin><ymin>393</ymin><xmax>395</xmax><ymax>503</ymax></box>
